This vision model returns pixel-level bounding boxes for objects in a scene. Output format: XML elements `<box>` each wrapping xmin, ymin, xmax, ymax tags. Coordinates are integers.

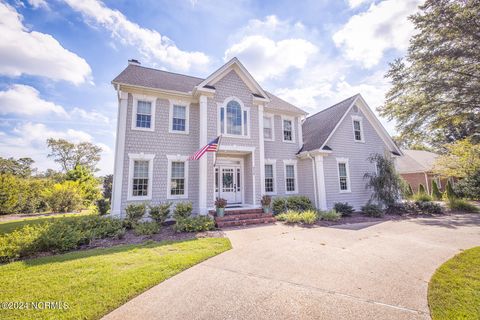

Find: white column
<box><xmin>297</xmin><ymin>116</ymin><xmax>303</xmax><ymax>148</ymax></box>
<box><xmin>198</xmin><ymin>95</ymin><xmax>208</xmax><ymax>215</ymax></box>
<box><xmin>111</xmin><ymin>91</ymin><xmax>128</xmax><ymax>217</ymax></box>
<box><xmin>258</xmin><ymin>104</ymin><xmax>265</xmax><ymax>197</ymax></box>
<box><xmin>315</xmin><ymin>155</ymin><xmax>328</xmax><ymax>210</ymax></box>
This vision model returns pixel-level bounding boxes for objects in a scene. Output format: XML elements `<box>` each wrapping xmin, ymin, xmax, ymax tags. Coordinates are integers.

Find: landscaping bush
<box><xmin>403</xmin><ymin>183</ymin><xmax>414</xmax><ymax>199</ymax></box>
<box><xmin>431</xmin><ymin>180</ymin><xmax>442</xmax><ymax>200</ymax></box>
<box><xmin>414</xmin><ymin>201</ymin><xmax>444</xmax><ymax>214</ymax></box>
<box><xmin>444</xmin><ymin>180</ymin><xmax>457</xmax><ymax>201</ymax></box>
<box><xmin>385</xmin><ymin>202</ymin><xmax>417</xmax><ymax>215</ymax></box>
<box><xmin>333</xmin><ymin>202</ymin><xmax>354</xmax><ymax>216</ymax></box>
<box><xmin>133</xmin><ymin>221</ymin><xmax>160</xmax><ymax>236</ymax></box>
<box><xmin>454</xmin><ymin>170</ymin><xmax>480</xmax><ymax>200</ymax></box>
<box><xmin>361</xmin><ymin>202</ymin><xmax>384</xmax><ymax>217</ymax></box>
<box><xmin>96</xmin><ymin>198</ymin><xmax>110</xmax><ymax>216</ymax></box>
<box><xmin>124</xmin><ymin>203</ymin><xmax>147</xmax><ymax>228</ymax></box>
<box><xmin>418</xmin><ymin>184</ymin><xmax>426</xmax><ymax>194</ymax></box>
<box><xmin>275</xmin><ymin>210</ymin><xmax>318</xmax><ymax>224</ymax></box>
<box><xmin>318</xmin><ymin>209</ymin><xmax>341</xmax><ymax>221</ymax></box>
<box><xmin>149</xmin><ymin>202</ymin><xmax>172</xmax><ymax>224</ymax></box>
<box><xmin>42</xmin><ymin>181</ymin><xmax>84</xmax><ymax>213</ymax></box>
<box><xmin>448</xmin><ymin>199</ymin><xmax>480</xmax><ymax>213</ymax></box>
<box><xmin>173</xmin><ymin>202</ymin><xmax>193</xmax><ymax>220</ymax></box>
<box><xmin>174</xmin><ymin>216</ymin><xmax>215</xmax><ymax>232</ymax></box>
<box><xmin>413</xmin><ymin>192</ymin><xmax>433</xmax><ymax>202</ymax></box>
<box><xmin>272</xmin><ymin>196</ymin><xmax>314</xmax><ymax>214</ymax></box>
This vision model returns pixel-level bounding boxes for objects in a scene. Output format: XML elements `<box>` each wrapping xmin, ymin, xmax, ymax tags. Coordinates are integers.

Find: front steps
<box><xmin>209</xmin><ymin>208</ymin><xmax>276</xmax><ymax>228</ymax></box>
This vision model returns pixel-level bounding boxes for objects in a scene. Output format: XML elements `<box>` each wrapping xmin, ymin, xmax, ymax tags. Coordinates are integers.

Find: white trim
<box><xmin>259</xmin><ymin>104</ymin><xmax>266</xmax><ymax>198</ymax></box>
<box><xmin>297</xmin><ymin>116</ymin><xmax>303</xmax><ymax>148</ymax></box>
<box><xmin>351</xmin><ymin>115</ymin><xmax>365</xmax><ymax>143</ymax></box>
<box><xmin>198</xmin><ymin>95</ymin><xmax>208</xmax><ymax>214</ymax></box>
<box><xmin>424</xmin><ymin>172</ymin><xmax>430</xmax><ymax>194</ymax></box>
<box><xmin>212</xmin><ymin>157</ymin><xmax>245</xmax><ymax>207</ymax></box>
<box><xmin>264</xmin><ymin>159</ymin><xmax>277</xmax><ymax>195</ymax></box>
<box><xmin>282</xmin><ymin>115</ymin><xmax>295</xmax><ymax>143</ymax></box>
<box><xmin>336</xmin><ymin>157</ymin><xmax>351</xmax><ymax>193</ymax></box>
<box><xmin>283</xmin><ymin>159</ymin><xmax>298</xmax><ymax>194</ymax></box>
<box><xmin>168</xmin><ymin>100</ymin><xmax>190</xmax><ymax>135</ymax></box>
<box><xmin>166</xmin><ymin>155</ymin><xmax>189</xmax><ymax>200</ymax></box>
<box><xmin>217</xmin><ymin>96</ymin><xmax>250</xmax><ymax>138</ymax></box>
<box><xmin>111</xmin><ymin>90</ymin><xmax>128</xmax><ymax>216</ymax></box>
<box><xmin>263</xmin><ymin>113</ymin><xmax>275</xmax><ymax>141</ymax></box>
<box><xmin>127</xmin><ymin>153</ymin><xmax>155</xmax><ymax>201</ymax></box>
<box><xmin>314</xmin><ymin>155</ymin><xmax>328</xmax><ymax>210</ymax></box>
<box><xmin>131</xmin><ymin>94</ymin><xmax>156</xmax><ymax>132</ymax></box>
<box><xmin>218</xmin><ymin>145</ymin><xmax>255</xmax><ymax>153</ymax></box>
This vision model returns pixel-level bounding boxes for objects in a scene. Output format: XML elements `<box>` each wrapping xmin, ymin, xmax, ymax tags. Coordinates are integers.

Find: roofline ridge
<box><xmin>128</xmin><ymin>64</ymin><xmax>205</xmax><ymax>81</ymax></box>
<box><xmin>305</xmin><ymin>93</ymin><xmax>359</xmax><ymax>120</ymax></box>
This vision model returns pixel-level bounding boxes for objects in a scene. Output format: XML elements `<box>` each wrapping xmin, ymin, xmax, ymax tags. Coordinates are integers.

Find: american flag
<box><xmin>188</xmin><ymin>136</ymin><xmax>221</xmax><ymax>160</ymax></box>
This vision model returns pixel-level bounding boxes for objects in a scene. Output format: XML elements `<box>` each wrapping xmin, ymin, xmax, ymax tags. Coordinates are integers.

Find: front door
<box><xmin>219</xmin><ymin>166</ymin><xmax>242</xmax><ymax>204</ymax></box>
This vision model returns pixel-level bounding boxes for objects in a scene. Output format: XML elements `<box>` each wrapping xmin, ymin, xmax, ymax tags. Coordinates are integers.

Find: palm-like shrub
<box><xmin>418</xmin><ymin>184</ymin><xmax>426</xmax><ymax>194</ymax></box>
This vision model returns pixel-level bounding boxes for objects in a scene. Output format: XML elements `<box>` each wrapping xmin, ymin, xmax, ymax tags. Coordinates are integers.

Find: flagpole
<box><xmin>213</xmin><ymin>135</ymin><xmax>222</xmax><ymax>200</ymax></box>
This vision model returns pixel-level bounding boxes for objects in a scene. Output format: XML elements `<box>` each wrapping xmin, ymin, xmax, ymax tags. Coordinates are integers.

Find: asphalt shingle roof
<box><xmin>300</xmin><ymin>94</ymin><xmax>359</xmax><ymax>153</ymax></box>
<box><xmin>395</xmin><ymin>149</ymin><xmax>439</xmax><ymax>173</ymax></box>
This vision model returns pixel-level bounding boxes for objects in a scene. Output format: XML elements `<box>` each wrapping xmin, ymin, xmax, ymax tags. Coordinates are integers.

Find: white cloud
<box><xmin>0</xmin><ymin>84</ymin><xmax>68</xmax><ymax>117</ymax></box>
<box><xmin>70</xmin><ymin>107</ymin><xmax>110</xmax><ymax>124</ymax></box>
<box><xmin>347</xmin><ymin>0</ymin><xmax>374</xmax><ymax>9</ymax></box>
<box><xmin>64</xmin><ymin>0</ymin><xmax>210</xmax><ymax>72</ymax></box>
<box><xmin>26</xmin><ymin>0</ymin><xmax>49</xmax><ymax>9</ymax></box>
<box><xmin>333</xmin><ymin>0</ymin><xmax>420</xmax><ymax>68</ymax></box>
<box><xmin>0</xmin><ymin>2</ymin><xmax>91</xmax><ymax>84</ymax></box>
<box><xmin>224</xmin><ymin>16</ymin><xmax>318</xmax><ymax>81</ymax></box>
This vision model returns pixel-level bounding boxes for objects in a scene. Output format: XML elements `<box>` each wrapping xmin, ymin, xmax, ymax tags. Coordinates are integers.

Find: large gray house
<box><xmin>110</xmin><ymin>58</ymin><xmax>401</xmax><ymax>218</ymax></box>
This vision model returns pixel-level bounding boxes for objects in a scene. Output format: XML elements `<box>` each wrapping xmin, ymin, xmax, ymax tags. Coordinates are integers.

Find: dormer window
<box><xmin>351</xmin><ymin>116</ymin><xmax>364</xmax><ymax>142</ymax></box>
<box><xmin>219</xmin><ymin>98</ymin><xmax>249</xmax><ymax>137</ymax></box>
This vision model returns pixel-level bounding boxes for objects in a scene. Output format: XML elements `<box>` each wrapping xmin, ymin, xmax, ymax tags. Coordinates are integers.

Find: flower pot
<box><xmin>216</xmin><ymin>207</ymin><xmax>225</xmax><ymax>217</ymax></box>
<box><xmin>262</xmin><ymin>206</ymin><xmax>271</xmax><ymax>214</ymax></box>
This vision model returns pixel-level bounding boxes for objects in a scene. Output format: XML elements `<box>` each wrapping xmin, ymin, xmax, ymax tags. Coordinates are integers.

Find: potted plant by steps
<box><xmin>261</xmin><ymin>195</ymin><xmax>272</xmax><ymax>214</ymax></box>
<box><xmin>215</xmin><ymin>198</ymin><xmax>227</xmax><ymax>217</ymax></box>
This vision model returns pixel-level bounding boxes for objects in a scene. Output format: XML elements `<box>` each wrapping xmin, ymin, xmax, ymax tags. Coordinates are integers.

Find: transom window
<box><xmin>283</xmin><ymin>119</ymin><xmax>293</xmax><ymax>142</ymax></box>
<box><xmin>285</xmin><ymin>164</ymin><xmax>296</xmax><ymax>192</ymax></box>
<box><xmin>132</xmin><ymin>160</ymin><xmax>149</xmax><ymax>197</ymax></box>
<box><xmin>170</xmin><ymin>161</ymin><xmax>185</xmax><ymax>196</ymax></box>
<box><xmin>172</xmin><ymin>105</ymin><xmax>186</xmax><ymax>132</ymax></box>
<box><xmin>265</xmin><ymin>164</ymin><xmax>275</xmax><ymax>193</ymax></box>
<box><xmin>264</xmin><ymin>116</ymin><xmax>273</xmax><ymax>140</ymax></box>
<box><xmin>338</xmin><ymin>161</ymin><xmax>350</xmax><ymax>191</ymax></box>
<box><xmin>136</xmin><ymin>101</ymin><xmax>152</xmax><ymax>128</ymax></box>
<box><xmin>219</xmin><ymin>99</ymin><xmax>249</xmax><ymax>137</ymax></box>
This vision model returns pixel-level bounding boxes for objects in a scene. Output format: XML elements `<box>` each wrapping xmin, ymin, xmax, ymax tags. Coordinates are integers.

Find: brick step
<box><xmin>215</xmin><ymin>213</ymin><xmax>272</xmax><ymax>222</ymax></box>
<box><xmin>216</xmin><ymin>217</ymin><xmax>276</xmax><ymax>228</ymax></box>
<box><xmin>209</xmin><ymin>208</ymin><xmax>265</xmax><ymax>216</ymax></box>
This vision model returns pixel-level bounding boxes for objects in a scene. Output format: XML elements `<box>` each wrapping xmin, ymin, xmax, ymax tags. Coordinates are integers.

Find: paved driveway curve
<box><xmin>104</xmin><ymin>214</ymin><xmax>480</xmax><ymax>320</ymax></box>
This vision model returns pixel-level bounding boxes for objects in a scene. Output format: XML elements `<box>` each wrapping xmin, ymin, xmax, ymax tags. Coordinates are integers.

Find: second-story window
<box><xmin>263</xmin><ymin>116</ymin><xmax>273</xmax><ymax>140</ymax></box>
<box><xmin>352</xmin><ymin>116</ymin><xmax>364</xmax><ymax>142</ymax></box>
<box><xmin>283</xmin><ymin>119</ymin><xmax>293</xmax><ymax>142</ymax></box>
<box><xmin>172</xmin><ymin>105</ymin><xmax>186</xmax><ymax>132</ymax></box>
<box><xmin>136</xmin><ymin>101</ymin><xmax>152</xmax><ymax>129</ymax></box>
<box><xmin>219</xmin><ymin>98</ymin><xmax>249</xmax><ymax>137</ymax></box>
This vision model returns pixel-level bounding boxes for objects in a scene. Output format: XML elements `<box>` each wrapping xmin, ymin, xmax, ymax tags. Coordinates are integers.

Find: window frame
<box><xmin>282</xmin><ymin>116</ymin><xmax>295</xmax><ymax>143</ymax></box>
<box><xmin>169</xmin><ymin>100</ymin><xmax>190</xmax><ymax>134</ymax></box>
<box><xmin>217</xmin><ymin>97</ymin><xmax>250</xmax><ymax>138</ymax></box>
<box><xmin>351</xmin><ymin>115</ymin><xmax>365</xmax><ymax>143</ymax></box>
<box><xmin>283</xmin><ymin>160</ymin><xmax>298</xmax><ymax>194</ymax></box>
<box><xmin>263</xmin><ymin>113</ymin><xmax>275</xmax><ymax>141</ymax></box>
<box><xmin>166</xmin><ymin>155</ymin><xmax>189</xmax><ymax>200</ymax></box>
<box><xmin>127</xmin><ymin>153</ymin><xmax>155</xmax><ymax>201</ymax></box>
<box><xmin>264</xmin><ymin>159</ymin><xmax>277</xmax><ymax>195</ymax></box>
<box><xmin>336</xmin><ymin>157</ymin><xmax>351</xmax><ymax>193</ymax></box>
<box><xmin>131</xmin><ymin>94</ymin><xmax>156</xmax><ymax>132</ymax></box>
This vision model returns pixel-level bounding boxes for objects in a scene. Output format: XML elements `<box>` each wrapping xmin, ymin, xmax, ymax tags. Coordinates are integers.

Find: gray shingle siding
<box><xmin>322</xmin><ymin>106</ymin><xmax>389</xmax><ymax>210</ymax></box>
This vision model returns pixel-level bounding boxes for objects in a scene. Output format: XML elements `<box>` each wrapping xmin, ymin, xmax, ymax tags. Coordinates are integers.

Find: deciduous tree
<box><xmin>47</xmin><ymin>138</ymin><xmax>102</xmax><ymax>172</ymax></box>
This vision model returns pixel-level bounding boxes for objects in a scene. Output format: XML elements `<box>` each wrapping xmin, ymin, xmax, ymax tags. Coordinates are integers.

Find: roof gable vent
<box><xmin>353</xmin><ymin>105</ymin><xmax>359</xmax><ymax>113</ymax></box>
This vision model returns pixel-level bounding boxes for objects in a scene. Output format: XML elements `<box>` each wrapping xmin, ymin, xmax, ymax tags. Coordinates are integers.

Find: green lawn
<box><xmin>428</xmin><ymin>246</ymin><xmax>480</xmax><ymax>319</ymax></box>
<box><xmin>0</xmin><ymin>210</ymin><xmax>95</xmax><ymax>235</ymax></box>
<box><xmin>0</xmin><ymin>237</ymin><xmax>231</xmax><ymax>320</ymax></box>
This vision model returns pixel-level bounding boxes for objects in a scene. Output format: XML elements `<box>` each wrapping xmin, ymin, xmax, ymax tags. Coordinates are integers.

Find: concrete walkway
<box><xmin>104</xmin><ymin>214</ymin><xmax>480</xmax><ymax>320</ymax></box>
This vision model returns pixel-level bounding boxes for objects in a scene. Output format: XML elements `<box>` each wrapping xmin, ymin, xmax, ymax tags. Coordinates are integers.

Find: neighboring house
<box><xmin>110</xmin><ymin>57</ymin><xmax>402</xmax><ymax>217</ymax></box>
<box><xmin>396</xmin><ymin>149</ymin><xmax>448</xmax><ymax>193</ymax></box>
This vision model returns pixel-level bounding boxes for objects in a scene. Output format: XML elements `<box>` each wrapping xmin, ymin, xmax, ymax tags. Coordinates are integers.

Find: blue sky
<box><xmin>0</xmin><ymin>0</ymin><xmax>421</xmax><ymax>175</ymax></box>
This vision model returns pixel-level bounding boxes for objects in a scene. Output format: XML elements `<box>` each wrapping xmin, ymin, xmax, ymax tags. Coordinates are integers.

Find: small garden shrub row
<box><xmin>174</xmin><ymin>216</ymin><xmax>216</xmax><ymax>232</ymax></box>
<box><xmin>276</xmin><ymin>210</ymin><xmax>318</xmax><ymax>225</ymax></box>
<box><xmin>448</xmin><ymin>198</ymin><xmax>479</xmax><ymax>213</ymax></box>
<box><xmin>361</xmin><ymin>202</ymin><xmax>384</xmax><ymax>217</ymax></box>
<box><xmin>318</xmin><ymin>209</ymin><xmax>342</xmax><ymax>221</ymax></box>
<box><xmin>333</xmin><ymin>202</ymin><xmax>354</xmax><ymax>216</ymax></box>
<box><xmin>272</xmin><ymin>196</ymin><xmax>314</xmax><ymax>214</ymax></box>
<box><xmin>0</xmin><ymin>215</ymin><xmax>125</xmax><ymax>262</ymax></box>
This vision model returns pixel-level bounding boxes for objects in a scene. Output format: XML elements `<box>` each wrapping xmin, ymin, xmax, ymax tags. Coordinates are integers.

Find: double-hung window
<box><xmin>132</xmin><ymin>95</ymin><xmax>156</xmax><ymax>131</ymax></box>
<box><xmin>170</xmin><ymin>102</ymin><xmax>189</xmax><ymax>134</ymax></box>
<box><xmin>128</xmin><ymin>153</ymin><xmax>154</xmax><ymax>201</ymax></box>
<box><xmin>337</xmin><ymin>158</ymin><xmax>350</xmax><ymax>192</ymax></box>
<box><xmin>265</xmin><ymin>164</ymin><xmax>275</xmax><ymax>193</ymax></box>
<box><xmin>352</xmin><ymin>116</ymin><xmax>364</xmax><ymax>142</ymax></box>
<box><xmin>284</xmin><ymin>161</ymin><xmax>297</xmax><ymax>194</ymax></box>
<box><xmin>263</xmin><ymin>115</ymin><xmax>274</xmax><ymax>140</ymax></box>
<box><xmin>219</xmin><ymin>98</ymin><xmax>249</xmax><ymax>137</ymax></box>
<box><xmin>282</xmin><ymin>118</ymin><xmax>294</xmax><ymax>142</ymax></box>
<box><xmin>167</xmin><ymin>155</ymin><xmax>188</xmax><ymax>199</ymax></box>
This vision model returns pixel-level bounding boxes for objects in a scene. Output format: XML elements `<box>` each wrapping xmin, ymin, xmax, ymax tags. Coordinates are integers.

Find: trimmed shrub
<box><xmin>319</xmin><ymin>209</ymin><xmax>342</xmax><ymax>221</ymax></box>
<box><xmin>272</xmin><ymin>196</ymin><xmax>314</xmax><ymax>214</ymax></box>
<box><xmin>42</xmin><ymin>181</ymin><xmax>84</xmax><ymax>213</ymax></box>
<box><xmin>418</xmin><ymin>184</ymin><xmax>426</xmax><ymax>194</ymax></box>
<box><xmin>386</xmin><ymin>202</ymin><xmax>417</xmax><ymax>215</ymax></box>
<box><xmin>124</xmin><ymin>203</ymin><xmax>147</xmax><ymax>228</ymax></box>
<box><xmin>149</xmin><ymin>202</ymin><xmax>172</xmax><ymax>224</ymax></box>
<box><xmin>448</xmin><ymin>199</ymin><xmax>480</xmax><ymax>213</ymax></box>
<box><xmin>96</xmin><ymin>198</ymin><xmax>110</xmax><ymax>216</ymax></box>
<box><xmin>431</xmin><ymin>180</ymin><xmax>442</xmax><ymax>200</ymax></box>
<box><xmin>133</xmin><ymin>221</ymin><xmax>160</xmax><ymax>236</ymax></box>
<box><xmin>333</xmin><ymin>202</ymin><xmax>354</xmax><ymax>216</ymax></box>
<box><xmin>173</xmin><ymin>202</ymin><xmax>193</xmax><ymax>220</ymax></box>
<box><xmin>414</xmin><ymin>201</ymin><xmax>443</xmax><ymax>214</ymax></box>
<box><xmin>174</xmin><ymin>216</ymin><xmax>215</xmax><ymax>232</ymax></box>
<box><xmin>276</xmin><ymin>210</ymin><xmax>318</xmax><ymax>224</ymax></box>
<box><xmin>413</xmin><ymin>192</ymin><xmax>433</xmax><ymax>202</ymax></box>
<box><xmin>361</xmin><ymin>202</ymin><xmax>384</xmax><ymax>217</ymax></box>
<box><xmin>444</xmin><ymin>180</ymin><xmax>457</xmax><ymax>201</ymax></box>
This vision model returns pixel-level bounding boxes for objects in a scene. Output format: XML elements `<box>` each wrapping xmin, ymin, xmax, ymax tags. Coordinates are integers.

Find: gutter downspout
<box><xmin>424</xmin><ymin>172</ymin><xmax>430</xmax><ymax>194</ymax></box>
<box><xmin>307</xmin><ymin>153</ymin><xmax>319</xmax><ymax>208</ymax></box>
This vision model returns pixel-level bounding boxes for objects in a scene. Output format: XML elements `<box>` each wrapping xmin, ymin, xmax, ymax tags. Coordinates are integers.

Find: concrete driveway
<box><xmin>104</xmin><ymin>214</ymin><xmax>480</xmax><ymax>320</ymax></box>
